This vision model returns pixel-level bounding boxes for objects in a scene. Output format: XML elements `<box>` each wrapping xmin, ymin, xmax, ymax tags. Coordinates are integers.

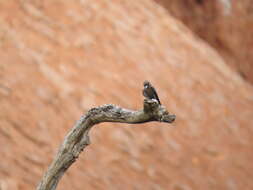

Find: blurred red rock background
<box><xmin>0</xmin><ymin>0</ymin><xmax>252</xmax><ymax>190</ymax></box>
<box><xmin>155</xmin><ymin>0</ymin><xmax>253</xmax><ymax>83</ymax></box>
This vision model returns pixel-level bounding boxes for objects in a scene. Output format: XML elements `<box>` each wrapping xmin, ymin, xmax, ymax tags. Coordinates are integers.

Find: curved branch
<box><xmin>36</xmin><ymin>98</ymin><xmax>176</xmax><ymax>190</ymax></box>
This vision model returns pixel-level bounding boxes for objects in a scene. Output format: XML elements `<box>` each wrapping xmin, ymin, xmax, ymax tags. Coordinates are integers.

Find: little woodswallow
<box><xmin>142</xmin><ymin>80</ymin><xmax>161</xmax><ymax>105</ymax></box>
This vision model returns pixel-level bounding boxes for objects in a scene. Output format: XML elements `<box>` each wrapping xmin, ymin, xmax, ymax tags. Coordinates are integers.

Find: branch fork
<box><xmin>37</xmin><ymin>97</ymin><xmax>176</xmax><ymax>190</ymax></box>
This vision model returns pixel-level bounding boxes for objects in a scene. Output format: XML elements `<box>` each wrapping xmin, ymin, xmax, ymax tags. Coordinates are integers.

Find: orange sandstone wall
<box><xmin>0</xmin><ymin>1</ymin><xmax>252</xmax><ymax>190</ymax></box>
<box><xmin>155</xmin><ymin>0</ymin><xmax>253</xmax><ymax>83</ymax></box>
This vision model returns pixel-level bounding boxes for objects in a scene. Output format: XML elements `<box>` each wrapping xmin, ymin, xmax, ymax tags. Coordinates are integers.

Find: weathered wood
<box><xmin>36</xmin><ymin>98</ymin><xmax>175</xmax><ymax>190</ymax></box>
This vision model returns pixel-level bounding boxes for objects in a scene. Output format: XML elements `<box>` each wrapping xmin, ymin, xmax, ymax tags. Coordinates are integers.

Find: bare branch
<box><xmin>36</xmin><ymin>98</ymin><xmax>176</xmax><ymax>190</ymax></box>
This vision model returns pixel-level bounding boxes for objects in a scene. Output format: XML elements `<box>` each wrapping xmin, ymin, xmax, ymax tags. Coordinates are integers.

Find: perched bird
<box><xmin>142</xmin><ymin>80</ymin><xmax>161</xmax><ymax>105</ymax></box>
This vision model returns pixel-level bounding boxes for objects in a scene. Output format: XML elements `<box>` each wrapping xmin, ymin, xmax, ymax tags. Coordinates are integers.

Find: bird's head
<box><xmin>143</xmin><ymin>80</ymin><xmax>151</xmax><ymax>88</ymax></box>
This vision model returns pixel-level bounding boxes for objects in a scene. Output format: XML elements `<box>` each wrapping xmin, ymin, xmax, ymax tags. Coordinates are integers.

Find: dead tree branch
<box><xmin>36</xmin><ymin>98</ymin><xmax>176</xmax><ymax>190</ymax></box>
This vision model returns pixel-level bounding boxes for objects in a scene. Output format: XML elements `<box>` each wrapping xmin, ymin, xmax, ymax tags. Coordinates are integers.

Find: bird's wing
<box><xmin>151</xmin><ymin>86</ymin><xmax>161</xmax><ymax>104</ymax></box>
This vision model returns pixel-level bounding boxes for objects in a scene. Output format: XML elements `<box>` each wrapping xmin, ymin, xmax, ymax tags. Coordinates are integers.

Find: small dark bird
<box><xmin>143</xmin><ymin>80</ymin><xmax>161</xmax><ymax>105</ymax></box>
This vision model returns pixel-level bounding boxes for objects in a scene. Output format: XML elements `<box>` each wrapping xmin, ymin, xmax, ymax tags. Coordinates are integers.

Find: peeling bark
<box><xmin>36</xmin><ymin>98</ymin><xmax>176</xmax><ymax>190</ymax></box>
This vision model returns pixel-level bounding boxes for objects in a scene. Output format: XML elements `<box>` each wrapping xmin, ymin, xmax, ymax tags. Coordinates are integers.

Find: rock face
<box><xmin>155</xmin><ymin>0</ymin><xmax>253</xmax><ymax>83</ymax></box>
<box><xmin>0</xmin><ymin>1</ymin><xmax>253</xmax><ymax>190</ymax></box>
